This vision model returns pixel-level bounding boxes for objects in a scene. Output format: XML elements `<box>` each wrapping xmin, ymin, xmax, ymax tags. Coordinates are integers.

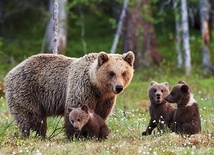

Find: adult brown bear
<box><xmin>4</xmin><ymin>51</ymin><xmax>135</xmax><ymax>139</ymax></box>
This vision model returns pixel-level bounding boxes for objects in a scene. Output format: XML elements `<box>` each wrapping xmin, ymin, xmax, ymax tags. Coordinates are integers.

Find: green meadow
<box><xmin>0</xmin><ymin>69</ymin><xmax>213</xmax><ymax>155</ymax></box>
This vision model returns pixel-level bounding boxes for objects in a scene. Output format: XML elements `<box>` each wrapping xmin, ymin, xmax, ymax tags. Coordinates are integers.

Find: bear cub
<box><xmin>142</xmin><ymin>81</ymin><xmax>175</xmax><ymax>135</ymax></box>
<box><xmin>164</xmin><ymin>81</ymin><xmax>201</xmax><ymax>135</ymax></box>
<box><xmin>68</xmin><ymin>105</ymin><xmax>109</xmax><ymax>140</ymax></box>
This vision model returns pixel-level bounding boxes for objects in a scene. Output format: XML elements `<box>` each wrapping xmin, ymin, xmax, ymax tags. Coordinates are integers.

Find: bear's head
<box><xmin>68</xmin><ymin>105</ymin><xmax>90</xmax><ymax>131</ymax></box>
<box><xmin>148</xmin><ymin>81</ymin><xmax>169</xmax><ymax>105</ymax></box>
<box><xmin>164</xmin><ymin>81</ymin><xmax>195</xmax><ymax>107</ymax></box>
<box><xmin>90</xmin><ymin>51</ymin><xmax>135</xmax><ymax>95</ymax></box>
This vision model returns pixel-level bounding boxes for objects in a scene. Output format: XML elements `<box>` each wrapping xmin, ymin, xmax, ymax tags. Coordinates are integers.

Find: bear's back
<box><xmin>4</xmin><ymin>54</ymin><xmax>75</xmax><ymax>116</ymax></box>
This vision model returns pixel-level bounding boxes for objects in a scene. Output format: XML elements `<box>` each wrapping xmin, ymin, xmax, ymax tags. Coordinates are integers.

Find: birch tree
<box><xmin>181</xmin><ymin>0</ymin><xmax>191</xmax><ymax>76</ymax></box>
<box><xmin>110</xmin><ymin>0</ymin><xmax>129</xmax><ymax>54</ymax></box>
<box><xmin>199</xmin><ymin>0</ymin><xmax>212</xmax><ymax>72</ymax></box>
<box><xmin>41</xmin><ymin>0</ymin><xmax>67</xmax><ymax>54</ymax></box>
<box><xmin>173</xmin><ymin>0</ymin><xmax>182</xmax><ymax>69</ymax></box>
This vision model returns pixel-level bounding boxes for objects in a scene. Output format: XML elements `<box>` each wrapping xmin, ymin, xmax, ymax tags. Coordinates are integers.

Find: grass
<box><xmin>0</xmin><ymin>70</ymin><xmax>213</xmax><ymax>155</ymax></box>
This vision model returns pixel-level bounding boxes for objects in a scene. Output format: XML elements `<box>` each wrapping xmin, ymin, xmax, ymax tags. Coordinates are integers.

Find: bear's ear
<box><xmin>180</xmin><ymin>85</ymin><xmax>189</xmax><ymax>93</ymax></box>
<box><xmin>68</xmin><ymin>107</ymin><xmax>73</xmax><ymax>113</ymax></box>
<box><xmin>123</xmin><ymin>51</ymin><xmax>135</xmax><ymax>66</ymax></box>
<box><xmin>178</xmin><ymin>80</ymin><xmax>187</xmax><ymax>85</ymax></box>
<box><xmin>81</xmin><ymin>105</ymin><xmax>89</xmax><ymax>113</ymax></box>
<box><xmin>98</xmin><ymin>52</ymin><xmax>109</xmax><ymax>67</ymax></box>
<box><xmin>150</xmin><ymin>81</ymin><xmax>157</xmax><ymax>86</ymax></box>
<box><xmin>163</xmin><ymin>82</ymin><xmax>169</xmax><ymax>88</ymax></box>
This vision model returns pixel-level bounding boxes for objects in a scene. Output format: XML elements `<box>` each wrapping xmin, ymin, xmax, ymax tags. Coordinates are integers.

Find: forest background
<box><xmin>0</xmin><ymin>0</ymin><xmax>214</xmax><ymax>155</ymax></box>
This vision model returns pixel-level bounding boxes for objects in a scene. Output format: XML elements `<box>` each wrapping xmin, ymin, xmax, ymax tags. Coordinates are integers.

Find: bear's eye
<box><xmin>171</xmin><ymin>92</ymin><xmax>175</xmax><ymax>96</ymax></box>
<box><xmin>71</xmin><ymin>120</ymin><xmax>74</xmax><ymax>123</ymax></box>
<box><xmin>122</xmin><ymin>72</ymin><xmax>126</xmax><ymax>77</ymax></box>
<box><xmin>161</xmin><ymin>90</ymin><xmax>164</xmax><ymax>93</ymax></box>
<box><xmin>77</xmin><ymin>119</ymin><xmax>81</xmax><ymax>122</ymax></box>
<box><xmin>154</xmin><ymin>89</ymin><xmax>157</xmax><ymax>93</ymax></box>
<box><xmin>109</xmin><ymin>71</ymin><xmax>115</xmax><ymax>77</ymax></box>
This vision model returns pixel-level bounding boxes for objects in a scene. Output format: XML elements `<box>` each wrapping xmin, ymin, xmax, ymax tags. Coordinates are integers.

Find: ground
<box><xmin>0</xmin><ymin>71</ymin><xmax>213</xmax><ymax>155</ymax></box>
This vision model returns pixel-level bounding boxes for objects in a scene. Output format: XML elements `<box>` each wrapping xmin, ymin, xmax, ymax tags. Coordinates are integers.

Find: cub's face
<box><xmin>165</xmin><ymin>81</ymin><xmax>190</xmax><ymax>105</ymax></box>
<box><xmin>148</xmin><ymin>81</ymin><xmax>169</xmax><ymax>104</ymax></box>
<box><xmin>96</xmin><ymin>51</ymin><xmax>135</xmax><ymax>95</ymax></box>
<box><xmin>68</xmin><ymin>107</ymin><xmax>90</xmax><ymax>131</ymax></box>
<box><xmin>164</xmin><ymin>85</ymin><xmax>181</xmax><ymax>103</ymax></box>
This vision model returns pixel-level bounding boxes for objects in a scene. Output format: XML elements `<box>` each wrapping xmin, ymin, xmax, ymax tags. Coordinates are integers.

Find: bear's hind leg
<box><xmin>15</xmin><ymin>111</ymin><xmax>47</xmax><ymax>139</ymax></box>
<box><xmin>34</xmin><ymin>116</ymin><xmax>47</xmax><ymax>139</ymax></box>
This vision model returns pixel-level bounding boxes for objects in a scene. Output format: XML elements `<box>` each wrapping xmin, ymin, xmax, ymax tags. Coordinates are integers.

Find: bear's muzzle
<box><xmin>115</xmin><ymin>85</ymin><xmax>123</xmax><ymax>94</ymax></box>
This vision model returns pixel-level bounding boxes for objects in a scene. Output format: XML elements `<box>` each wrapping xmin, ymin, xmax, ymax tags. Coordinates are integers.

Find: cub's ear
<box><xmin>150</xmin><ymin>81</ymin><xmax>158</xmax><ymax>86</ymax></box>
<box><xmin>68</xmin><ymin>107</ymin><xmax>73</xmax><ymax>113</ymax></box>
<box><xmin>180</xmin><ymin>85</ymin><xmax>189</xmax><ymax>93</ymax></box>
<box><xmin>178</xmin><ymin>80</ymin><xmax>187</xmax><ymax>85</ymax></box>
<box><xmin>81</xmin><ymin>105</ymin><xmax>89</xmax><ymax>113</ymax></box>
<box><xmin>98</xmin><ymin>51</ymin><xmax>109</xmax><ymax>67</ymax></box>
<box><xmin>123</xmin><ymin>51</ymin><xmax>135</xmax><ymax>66</ymax></box>
<box><xmin>163</xmin><ymin>82</ymin><xmax>169</xmax><ymax>88</ymax></box>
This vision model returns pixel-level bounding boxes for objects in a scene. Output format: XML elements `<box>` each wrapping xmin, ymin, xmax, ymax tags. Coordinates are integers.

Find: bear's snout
<box><xmin>74</xmin><ymin>126</ymin><xmax>80</xmax><ymax>131</ymax></box>
<box><xmin>115</xmin><ymin>85</ymin><xmax>123</xmax><ymax>94</ymax></box>
<box><xmin>164</xmin><ymin>96</ymin><xmax>171</xmax><ymax>103</ymax></box>
<box><xmin>156</xmin><ymin>94</ymin><xmax>161</xmax><ymax>100</ymax></box>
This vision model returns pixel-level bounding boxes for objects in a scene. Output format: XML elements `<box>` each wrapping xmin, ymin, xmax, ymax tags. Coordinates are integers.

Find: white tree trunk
<box><xmin>199</xmin><ymin>0</ymin><xmax>212</xmax><ymax>72</ymax></box>
<box><xmin>110</xmin><ymin>0</ymin><xmax>129</xmax><ymax>54</ymax></box>
<box><xmin>173</xmin><ymin>0</ymin><xmax>182</xmax><ymax>69</ymax></box>
<box><xmin>41</xmin><ymin>0</ymin><xmax>67</xmax><ymax>54</ymax></box>
<box><xmin>181</xmin><ymin>0</ymin><xmax>191</xmax><ymax>76</ymax></box>
<box><xmin>53</xmin><ymin>0</ymin><xmax>59</xmax><ymax>54</ymax></box>
<box><xmin>58</xmin><ymin>0</ymin><xmax>67</xmax><ymax>54</ymax></box>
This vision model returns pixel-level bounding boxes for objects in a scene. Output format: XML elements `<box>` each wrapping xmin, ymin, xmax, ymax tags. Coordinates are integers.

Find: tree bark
<box><xmin>199</xmin><ymin>0</ymin><xmax>212</xmax><ymax>72</ymax></box>
<box><xmin>122</xmin><ymin>0</ymin><xmax>162</xmax><ymax>69</ymax></box>
<box><xmin>57</xmin><ymin>0</ymin><xmax>67</xmax><ymax>54</ymax></box>
<box><xmin>122</xmin><ymin>3</ymin><xmax>141</xmax><ymax>68</ymax></box>
<box><xmin>53</xmin><ymin>0</ymin><xmax>59</xmax><ymax>54</ymax></box>
<box><xmin>181</xmin><ymin>0</ymin><xmax>191</xmax><ymax>76</ymax></box>
<box><xmin>110</xmin><ymin>0</ymin><xmax>129</xmax><ymax>54</ymax></box>
<box><xmin>141</xmin><ymin>0</ymin><xmax>162</xmax><ymax>67</ymax></box>
<box><xmin>173</xmin><ymin>0</ymin><xmax>183</xmax><ymax>69</ymax></box>
<box><xmin>41</xmin><ymin>0</ymin><xmax>67</xmax><ymax>55</ymax></box>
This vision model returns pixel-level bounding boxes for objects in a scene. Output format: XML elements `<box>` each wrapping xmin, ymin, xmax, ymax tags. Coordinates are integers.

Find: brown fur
<box><xmin>164</xmin><ymin>81</ymin><xmax>201</xmax><ymax>135</ymax></box>
<box><xmin>142</xmin><ymin>81</ymin><xmax>175</xmax><ymax>135</ymax></box>
<box><xmin>68</xmin><ymin>105</ymin><xmax>109</xmax><ymax>140</ymax></box>
<box><xmin>0</xmin><ymin>82</ymin><xmax>4</xmax><ymax>98</ymax></box>
<box><xmin>4</xmin><ymin>51</ymin><xmax>134</xmax><ymax>139</ymax></box>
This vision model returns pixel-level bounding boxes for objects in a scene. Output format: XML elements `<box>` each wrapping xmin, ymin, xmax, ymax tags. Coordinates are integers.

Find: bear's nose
<box><xmin>156</xmin><ymin>94</ymin><xmax>161</xmax><ymax>99</ymax></box>
<box><xmin>115</xmin><ymin>85</ymin><xmax>123</xmax><ymax>93</ymax></box>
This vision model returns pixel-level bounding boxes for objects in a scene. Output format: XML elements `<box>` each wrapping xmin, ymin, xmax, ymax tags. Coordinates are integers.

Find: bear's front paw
<box><xmin>142</xmin><ymin>131</ymin><xmax>149</xmax><ymax>136</ymax></box>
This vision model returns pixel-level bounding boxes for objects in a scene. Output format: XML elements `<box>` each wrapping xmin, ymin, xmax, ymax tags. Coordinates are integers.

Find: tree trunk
<box><xmin>41</xmin><ymin>0</ymin><xmax>67</xmax><ymax>55</ymax></box>
<box><xmin>57</xmin><ymin>0</ymin><xmax>67</xmax><ymax>54</ymax></box>
<box><xmin>173</xmin><ymin>0</ymin><xmax>183</xmax><ymax>69</ymax></box>
<box><xmin>110</xmin><ymin>0</ymin><xmax>129</xmax><ymax>54</ymax></box>
<box><xmin>181</xmin><ymin>0</ymin><xmax>191</xmax><ymax>76</ymax></box>
<box><xmin>199</xmin><ymin>0</ymin><xmax>212</xmax><ymax>72</ymax></box>
<box><xmin>122</xmin><ymin>0</ymin><xmax>162</xmax><ymax>69</ymax></box>
<box><xmin>122</xmin><ymin>3</ymin><xmax>141</xmax><ymax>68</ymax></box>
<box><xmin>141</xmin><ymin>0</ymin><xmax>162</xmax><ymax>67</ymax></box>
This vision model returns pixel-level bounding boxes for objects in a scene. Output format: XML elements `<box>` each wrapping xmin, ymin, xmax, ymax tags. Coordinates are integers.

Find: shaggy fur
<box><xmin>68</xmin><ymin>105</ymin><xmax>109</xmax><ymax>140</ymax></box>
<box><xmin>164</xmin><ymin>81</ymin><xmax>201</xmax><ymax>135</ymax></box>
<box><xmin>142</xmin><ymin>81</ymin><xmax>175</xmax><ymax>135</ymax></box>
<box><xmin>4</xmin><ymin>51</ymin><xmax>134</xmax><ymax>139</ymax></box>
